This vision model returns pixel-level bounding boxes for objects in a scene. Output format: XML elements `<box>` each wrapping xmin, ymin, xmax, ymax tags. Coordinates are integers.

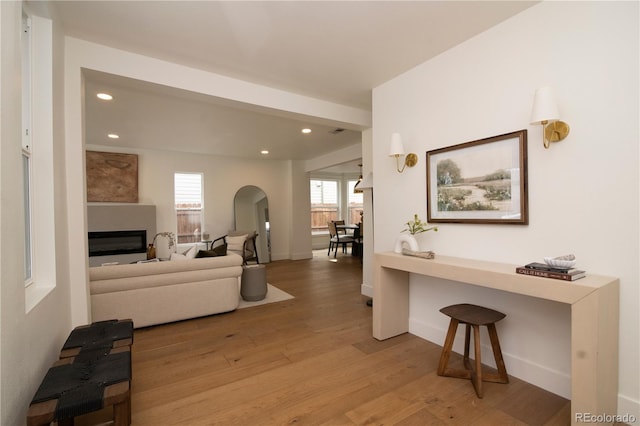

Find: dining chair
<box><xmin>333</xmin><ymin>219</ymin><xmax>347</xmax><ymax>235</ymax></box>
<box><xmin>327</xmin><ymin>221</ymin><xmax>354</xmax><ymax>258</ymax></box>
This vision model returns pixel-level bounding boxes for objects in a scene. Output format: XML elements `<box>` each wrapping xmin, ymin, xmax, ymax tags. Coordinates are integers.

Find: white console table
<box><xmin>373</xmin><ymin>252</ymin><xmax>619</xmax><ymax>425</ymax></box>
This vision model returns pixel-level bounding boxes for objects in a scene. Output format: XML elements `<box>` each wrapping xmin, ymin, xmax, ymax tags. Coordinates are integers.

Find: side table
<box><xmin>241</xmin><ymin>264</ymin><xmax>267</xmax><ymax>301</ymax></box>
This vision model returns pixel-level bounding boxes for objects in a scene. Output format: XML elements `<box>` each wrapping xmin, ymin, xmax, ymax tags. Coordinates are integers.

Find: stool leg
<box><xmin>471</xmin><ymin>324</ymin><xmax>484</xmax><ymax>398</ymax></box>
<box><xmin>463</xmin><ymin>324</ymin><xmax>471</xmax><ymax>371</ymax></box>
<box><xmin>487</xmin><ymin>323</ymin><xmax>509</xmax><ymax>384</ymax></box>
<box><xmin>437</xmin><ymin>319</ymin><xmax>459</xmax><ymax>376</ymax></box>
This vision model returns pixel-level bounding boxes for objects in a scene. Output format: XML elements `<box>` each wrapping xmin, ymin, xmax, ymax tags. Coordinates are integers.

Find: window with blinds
<box><xmin>310</xmin><ymin>179</ymin><xmax>338</xmax><ymax>233</ymax></box>
<box><xmin>174</xmin><ymin>173</ymin><xmax>203</xmax><ymax>243</ymax></box>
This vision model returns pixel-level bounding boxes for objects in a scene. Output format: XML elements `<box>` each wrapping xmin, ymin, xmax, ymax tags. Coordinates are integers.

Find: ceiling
<box><xmin>47</xmin><ymin>1</ymin><xmax>536</xmax><ymax>169</ymax></box>
<box><xmin>82</xmin><ymin>69</ymin><xmax>365</xmax><ymax>163</ymax></box>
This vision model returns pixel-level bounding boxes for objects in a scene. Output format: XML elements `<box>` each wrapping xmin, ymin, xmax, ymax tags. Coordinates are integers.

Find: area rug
<box><xmin>238</xmin><ymin>284</ymin><xmax>294</xmax><ymax>309</ymax></box>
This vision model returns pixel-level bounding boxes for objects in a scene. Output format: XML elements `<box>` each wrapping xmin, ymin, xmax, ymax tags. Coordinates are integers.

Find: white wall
<box><xmin>372</xmin><ymin>1</ymin><xmax>638</xmax><ymax>417</ymax></box>
<box><xmin>0</xmin><ymin>2</ymin><xmax>73</xmax><ymax>424</ymax></box>
<box><xmin>87</xmin><ymin>144</ymin><xmax>292</xmax><ymax>261</ymax></box>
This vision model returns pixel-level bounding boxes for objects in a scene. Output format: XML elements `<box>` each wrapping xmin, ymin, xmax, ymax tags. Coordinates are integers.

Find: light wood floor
<box><xmin>83</xmin><ymin>250</ymin><xmax>573</xmax><ymax>425</ymax></box>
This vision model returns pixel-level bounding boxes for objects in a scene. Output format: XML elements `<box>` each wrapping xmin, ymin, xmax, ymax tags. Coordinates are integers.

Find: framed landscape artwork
<box><xmin>86</xmin><ymin>151</ymin><xmax>138</xmax><ymax>203</ymax></box>
<box><xmin>426</xmin><ymin>130</ymin><xmax>528</xmax><ymax>224</ymax></box>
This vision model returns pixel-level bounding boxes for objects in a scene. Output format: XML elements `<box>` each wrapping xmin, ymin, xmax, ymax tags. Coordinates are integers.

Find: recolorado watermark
<box><xmin>576</xmin><ymin>412</ymin><xmax>637</xmax><ymax>423</ymax></box>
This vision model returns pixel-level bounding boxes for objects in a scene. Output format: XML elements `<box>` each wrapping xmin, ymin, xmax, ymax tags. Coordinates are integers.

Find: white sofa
<box><xmin>89</xmin><ymin>253</ymin><xmax>244</xmax><ymax>328</ymax></box>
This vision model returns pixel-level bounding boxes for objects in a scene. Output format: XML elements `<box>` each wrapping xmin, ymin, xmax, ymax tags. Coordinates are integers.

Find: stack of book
<box><xmin>515</xmin><ymin>262</ymin><xmax>586</xmax><ymax>281</ymax></box>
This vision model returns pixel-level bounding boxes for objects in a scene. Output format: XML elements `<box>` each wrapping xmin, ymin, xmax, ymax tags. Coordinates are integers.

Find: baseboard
<box><xmin>270</xmin><ymin>252</ymin><xmax>289</xmax><ymax>261</ymax></box>
<box><xmin>617</xmin><ymin>394</ymin><xmax>640</xmax><ymax>422</ymax></box>
<box><xmin>409</xmin><ymin>317</ymin><xmax>571</xmax><ymax>399</ymax></box>
<box><xmin>361</xmin><ymin>283</ymin><xmax>373</xmax><ymax>298</ymax></box>
<box><xmin>289</xmin><ymin>251</ymin><xmax>313</xmax><ymax>260</ymax></box>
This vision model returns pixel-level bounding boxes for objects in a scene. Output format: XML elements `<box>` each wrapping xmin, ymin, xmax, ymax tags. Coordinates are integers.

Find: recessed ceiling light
<box><xmin>97</xmin><ymin>93</ymin><xmax>113</xmax><ymax>101</ymax></box>
<box><xmin>302</xmin><ymin>128</ymin><xmax>312</xmax><ymax>134</ymax></box>
<box><xmin>261</xmin><ymin>150</ymin><xmax>269</xmax><ymax>155</ymax></box>
<box><xmin>107</xmin><ymin>133</ymin><xmax>119</xmax><ymax>139</ymax></box>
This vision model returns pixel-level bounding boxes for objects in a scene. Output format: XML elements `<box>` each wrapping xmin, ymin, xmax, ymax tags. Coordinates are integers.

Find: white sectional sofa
<box><xmin>89</xmin><ymin>253</ymin><xmax>244</xmax><ymax>328</ymax></box>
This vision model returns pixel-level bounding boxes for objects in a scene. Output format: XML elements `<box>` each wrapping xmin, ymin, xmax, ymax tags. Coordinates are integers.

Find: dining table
<box><xmin>336</xmin><ymin>224</ymin><xmax>359</xmax><ymax>234</ymax></box>
<box><xmin>336</xmin><ymin>223</ymin><xmax>362</xmax><ymax>258</ymax></box>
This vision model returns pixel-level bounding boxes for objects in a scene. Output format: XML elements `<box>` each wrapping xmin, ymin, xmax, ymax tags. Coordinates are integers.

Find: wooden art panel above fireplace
<box><xmin>86</xmin><ymin>151</ymin><xmax>138</xmax><ymax>203</ymax></box>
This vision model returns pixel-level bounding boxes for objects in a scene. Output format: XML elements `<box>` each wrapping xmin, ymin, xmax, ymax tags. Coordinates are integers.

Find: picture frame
<box><xmin>426</xmin><ymin>129</ymin><xmax>528</xmax><ymax>224</ymax></box>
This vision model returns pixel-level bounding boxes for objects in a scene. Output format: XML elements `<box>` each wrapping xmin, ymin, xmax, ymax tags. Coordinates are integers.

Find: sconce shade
<box><xmin>353</xmin><ymin>174</ymin><xmax>363</xmax><ymax>193</ymax></box>
<box><xmin>389</xmin><ymin>133</ymin><xmax>405</xmax><ymax>156</ymax></box>
<box><xmin>530</xmin><ymin>87</ymin><xmax>559</xmax><ymax>124</ymax></box>
<box><xmin>357</xmin><ymin>172</ymin><xmax>373</xmax><ymax>189</ymax></box>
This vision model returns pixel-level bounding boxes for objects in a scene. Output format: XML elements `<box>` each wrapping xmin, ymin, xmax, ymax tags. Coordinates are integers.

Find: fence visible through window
<box><xmin>348</xmin><ymin>206</ymin><xmax>363</xmax><ymax>225</ymax></box>
<box><xmin>175</xmin><ymin>173</ymin><xmax>203</xmax><ymax>243</ymax></box>
<box><xmin>176</xmin><ymin>207</ymin><xmax>202</xmax><ymax>243</ymax></box>
<box><xmin>311</xmin><ymin>206</ymin><xmax>338</xmax><ymax>233</ymax></box>
<box><xmin>310</xmin><ymin>179</ymin><xmax>338</xmax><ymax>233</ymax></box>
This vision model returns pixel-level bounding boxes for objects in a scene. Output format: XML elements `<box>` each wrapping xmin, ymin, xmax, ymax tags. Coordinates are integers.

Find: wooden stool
<box><xmin>437</xmin><ymin>303</ymin><xmax>509</xmax><ymax>398</ymax></box>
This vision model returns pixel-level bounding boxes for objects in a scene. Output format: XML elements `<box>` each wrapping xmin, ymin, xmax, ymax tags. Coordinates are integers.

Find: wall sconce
<box><xmin>353</xmin><ymin>164</ymin><xmax>363</xmax><ymax>193</ymax></box>
<box><xmin>389</xmin><ymin>133</ymin><xmax>418</xmax><ymax>173</ymax></box>
<box><xmin>530</xmin><ymin>87</ymin><xmax>570</xmax><ymax>149</ymax></box>
<box><xmin>354</xmin><ymin>172</ymin><xmax>373</xmax><ymax>192</ymax></box>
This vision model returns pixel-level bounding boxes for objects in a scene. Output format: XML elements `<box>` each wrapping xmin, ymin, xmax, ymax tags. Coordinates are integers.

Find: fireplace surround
<box><xmin>87</xmin><ymin>204</ymin><xmax>156</xmax><ymax>266</ymax></box>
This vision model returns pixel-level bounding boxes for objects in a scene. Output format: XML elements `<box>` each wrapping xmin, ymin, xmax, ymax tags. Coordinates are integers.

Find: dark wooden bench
<box><xmin>59</xmin><ymin>319</ymin><xmax>133</xmax><ymax>359</ymax></box>
<box><xmin>27</xmin><ymin>320</ymin><xmax>133</xmax><ymax>426</ymax></box>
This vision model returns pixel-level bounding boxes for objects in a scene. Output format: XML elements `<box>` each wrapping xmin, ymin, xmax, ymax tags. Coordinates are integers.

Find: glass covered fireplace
<box><xmin>88</xmin><ymin>230</ymin><xmax>147</xmax><ymax>257</ymax></box>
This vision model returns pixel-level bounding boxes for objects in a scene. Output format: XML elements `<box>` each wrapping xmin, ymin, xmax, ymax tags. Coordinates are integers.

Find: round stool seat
<box><xmin>440</xmin><ymin>303</ymin><xmax>505</xmax><ymax>325</ymax></box>
<box><xmin>241</xmin><ymin>264</ymin><xmax>267</xmax><ymax>301</ymax></box>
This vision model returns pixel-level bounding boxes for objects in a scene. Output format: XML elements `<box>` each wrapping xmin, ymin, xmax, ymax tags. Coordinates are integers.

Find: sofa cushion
<box><xmin>226</xmin><ymin>234</ymin><xmax>247</xmax><ymax>252</ymax></box>
<box><xmin>185</xmin><ymin>245</ymin><xmax>198</xmax><ymax>258</ymax></box>
<box><xmin>170</xmin><ymin>245</ymin><xmax>198</xmax><ymax>260</ymax></box>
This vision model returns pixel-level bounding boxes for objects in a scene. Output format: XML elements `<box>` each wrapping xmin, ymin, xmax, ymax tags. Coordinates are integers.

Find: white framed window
<box><xmin>310</xmin><ymin>179</ymin><xmax>338</xmax><ymax>234</ymax></box>
<box><xmin>22</xmin><ymin>12</ymin><xmax>33</xmax><ymax>283</ymax></box>
<box><xmin>174</xmin><ymin>173</ymin><xmax>204</xmax><ymax>243</ymax></box>
<box><xmin>23</xmin><ymin>151</ymin><xmax>33</xmax><ymax>282</ymax></box>
<box><xmin>22</xmin><ymin>11</ymin><xmax>56</xmax><ymax>311</ymax></box>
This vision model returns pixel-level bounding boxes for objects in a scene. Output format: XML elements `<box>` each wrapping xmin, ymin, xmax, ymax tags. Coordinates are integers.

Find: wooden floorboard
<box><xmin>77</xmin><ymin>250</ymin><xmax>572</xmax><ymax>425</ymax></box>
